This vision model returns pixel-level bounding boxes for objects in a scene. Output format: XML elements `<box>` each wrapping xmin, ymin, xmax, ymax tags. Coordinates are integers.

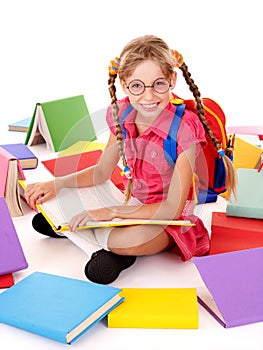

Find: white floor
<box><xmin>1</xmin><ymin>130</ymin><xmax>262</xmax><ymax>350</ymax></box>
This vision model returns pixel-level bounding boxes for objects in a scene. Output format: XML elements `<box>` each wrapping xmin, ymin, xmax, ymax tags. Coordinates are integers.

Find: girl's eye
<box><xmin>131</xmin><ymin>82</ymin><xmax>143</xmax><ymax>89</ymax></box>
<box><xmin>155</xmin><ymin>79</ymin><xmax>167</xmax><ymax>87</ymax></box>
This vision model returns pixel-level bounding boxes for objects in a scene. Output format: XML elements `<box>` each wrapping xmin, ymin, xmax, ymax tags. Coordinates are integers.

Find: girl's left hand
<box><xmin>69</xmin><ymin>207</ymin><xmax>115</xmax><ymax>232</ymax></box>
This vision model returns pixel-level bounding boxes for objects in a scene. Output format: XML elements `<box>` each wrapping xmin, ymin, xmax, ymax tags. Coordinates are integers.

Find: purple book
<box><xmin>192</xmin><ymin>247</ymin><xmax>263</xmax><ymax>328</ymax></box>
<box><xmin>0</xmin><ymin>197</ymin><xmax>28</xmax><ymax>275</ymax></box>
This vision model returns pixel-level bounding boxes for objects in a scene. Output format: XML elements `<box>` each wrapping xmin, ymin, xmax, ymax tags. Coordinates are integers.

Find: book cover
<box><xmin>0</xmin><ymin>274</ymin><xmax>14</xmax><ymax>288</ymax></box>
<box><xmin>8</xmin><ymin>117</ymin><xmax>31</xmax><ymax>132</ymax></box>
<box><xmin>193</xmin><ymin>247</ymin><xmax>263</xmax><ymax>328</ymax></box>
<box><xmin>42</xmin><ymin>149</ymin><xmax>102</xmax><ymax>176</ymax></box>
<box><xmin>57</xmin><ymin>140</ymin><xmax>106</xmax><ymax>157</ymax></box>
<box><xmin>0</xmin><ymin>271</ymin><xmax>124</xmax><ymax>344</ymax></box>
<box><xmin>25</xmin><ymin>95</ymin><xmax>97</xmax><ymax>152</ymax></box>
<box><xmin>232</xmin><ymin>136</ymin><xmax>263</xmax><ymax>169</ymax></box>
<box><xmin>42</xmin><ymin>150</ymin><xmax>124</xmax><ymax>191</ymax></box>
<box><xmin>0</xmin><ymin>147</ymin><xmax>25</xmax><ymax>217</ymax></box>
<box><xmin>108</xmin><ymin>288</ymin><xmax>199</xmax><ymax>329</ymax></box>
<box><xmin>0</xmin><ymin>197</ymin><xmax>28</xmax><ymax>275</ymax></box>
<box><xmin>0</xmin><ymin>143</ymin><xmax>38</xmax><ymax>169</ymax></box>
<box><xmin>226</xmin><ymin>168</ymin><xmax>263</xmax><ymax>219</ymax></box>
<box><xmin>19</xmin><ymin>180</ymin><xmax>194</xmax><ymax>232</ymax></box>
<box><xmin>227</xmin><ymin>125</ymin><xmax>263</xmax><ymax>140</ymax></box>
<box><xmin>209</xmin><ymin>212</ymin><xmax>263</xmax><ymax>255</ymax></box>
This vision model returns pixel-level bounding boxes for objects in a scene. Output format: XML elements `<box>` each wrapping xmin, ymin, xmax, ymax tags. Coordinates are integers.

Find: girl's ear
<box><xmin>170</xmin><ymin>71</ymin><xmax>177</xmax><ymax>90</ymax></box>
<box><xmin>120</xmin><ymin>79</ymin><xmax>128</xmax><ymax>94</ymax></box>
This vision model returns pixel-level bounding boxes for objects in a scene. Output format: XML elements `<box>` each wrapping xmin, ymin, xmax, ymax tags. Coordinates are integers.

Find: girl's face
<box><xmin>120</xmin><ymin>59</ymin><xmax>176</xmax><ymax>121</ymax></box>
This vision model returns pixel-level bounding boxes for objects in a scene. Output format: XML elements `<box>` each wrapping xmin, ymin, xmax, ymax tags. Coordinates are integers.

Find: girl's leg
<box><xmin>85</xmin><ymin>225</ymin><xmax>174</xmax><ymax>285</ymax></box>
<box><xmin>108</xmin><ymin>224</ymin><xmax>175</xmax><ymax>255</ymax></box>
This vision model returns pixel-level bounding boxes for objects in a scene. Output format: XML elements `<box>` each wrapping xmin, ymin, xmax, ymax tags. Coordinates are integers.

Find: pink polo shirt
<box><xmin>106</xmin><ymin>97</ymin><xmax>210</xmax><ymax>260</ymax></box>
<box><xmin>107</xmin><ymin>97</ymin><xmax>206</xmax><ymax>203</ymax></box>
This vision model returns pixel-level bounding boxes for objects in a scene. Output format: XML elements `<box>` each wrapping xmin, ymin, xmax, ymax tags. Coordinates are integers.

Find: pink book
<box><xmin>226</xmin><ymin>125</ymin><xmax>263</xmax><ymax>140</ymax></box>
<box><xmin>0</xmin><ymin>146</ymin><xmax>25</xmax><ymax>196</ymax></box>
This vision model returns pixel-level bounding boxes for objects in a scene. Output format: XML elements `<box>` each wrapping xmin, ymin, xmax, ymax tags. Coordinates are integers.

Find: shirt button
<box><xmin>150</xmin><ymin>150</ymin><xmax>157</xmax><ymax>158</ymax></box>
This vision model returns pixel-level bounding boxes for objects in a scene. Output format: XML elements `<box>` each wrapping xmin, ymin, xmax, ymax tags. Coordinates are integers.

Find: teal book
<box><xmin>0</xmin><ymin>272</ymin><xmax>124</xmax><ymax>344</ymax></box>
<box><xmin>8</xmin><ymin>117</ymin><xmax>31</xmax><ymax>132</ymax></box>
<box><xmin>25</xmin><ymin>95</ymin><xmax>96</xmax><ymax>152</ymax></box>
<box><xmin>226</xmin><ymin>168</ymin><xmax>263</xmax><ymax>219</ymax></box>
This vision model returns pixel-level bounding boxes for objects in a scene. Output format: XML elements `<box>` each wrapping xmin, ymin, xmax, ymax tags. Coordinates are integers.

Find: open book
<box><xmin>25</xmin><ymin>95</ymin><xmax>96</xmax><ymax>152</ymax></box>
<box><xmin>20</xmin><ymin>180</ymin><xmax>194</xmax><ymax>232</ymax></box>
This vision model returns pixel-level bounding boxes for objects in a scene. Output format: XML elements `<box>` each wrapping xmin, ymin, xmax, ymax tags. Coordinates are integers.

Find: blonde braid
<box><xmin>178</xmin><ymin>61</ymin><xmax>237</xmax><ymax>196</ymax></box>
<box><xmin>108</xmin><ymin>72</ymin><xmax>132</xmax><ymax>203</ymax></box>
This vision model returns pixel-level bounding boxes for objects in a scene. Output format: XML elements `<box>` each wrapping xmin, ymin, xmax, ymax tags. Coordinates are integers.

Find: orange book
<box><xmin>42</xmin><ymin>150</ymin><xmax>124</xmax><ymax>191</ymax></box>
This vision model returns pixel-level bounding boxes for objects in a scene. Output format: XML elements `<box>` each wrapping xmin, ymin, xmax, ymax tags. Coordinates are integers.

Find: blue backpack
<box><xmin>119</xmin><ymin>97</ymin><xmax>229</xmax><ymax>203</ymax></box>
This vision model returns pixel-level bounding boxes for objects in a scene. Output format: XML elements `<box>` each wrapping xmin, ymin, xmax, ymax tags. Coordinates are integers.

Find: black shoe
<box><xmin>84</xmin><ymin>249</ymin><xmax>136</xmax><ymax>284</ymax></box>
<box><xmin>32</xmin><ymin>213</ymin><xmax>67</xmax><ymax>239</ymax></box>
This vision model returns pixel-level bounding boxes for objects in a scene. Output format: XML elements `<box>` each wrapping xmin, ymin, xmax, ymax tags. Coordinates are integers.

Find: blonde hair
<box><xmin>108</xmin><ymin>35</ymin><xmax>236</xmax><ymax>202</ymax></box>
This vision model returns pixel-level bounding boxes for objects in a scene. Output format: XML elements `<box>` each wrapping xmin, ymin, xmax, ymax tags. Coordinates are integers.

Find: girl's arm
<box><xmin>69</xmin><ymin>144</ymin><xmax>196</xmax><ymax>230</ymax></box>
<box><xmin>24</xmin><ymin>133</ymin><xmax>120</xmax><ymax>209</ymax></box>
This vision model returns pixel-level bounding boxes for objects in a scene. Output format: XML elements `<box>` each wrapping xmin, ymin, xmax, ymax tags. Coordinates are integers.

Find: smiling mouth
<box><xmin>141</xmin><ymin>103</ymin><xmax>159</xmax><ymax>110</ymax></box>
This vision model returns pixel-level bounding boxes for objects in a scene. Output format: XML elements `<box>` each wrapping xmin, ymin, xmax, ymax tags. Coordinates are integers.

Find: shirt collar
<box><xmin>121</xmin><ymin>100</ymin><xmax>176</xmax><ymax>140</ymax></box>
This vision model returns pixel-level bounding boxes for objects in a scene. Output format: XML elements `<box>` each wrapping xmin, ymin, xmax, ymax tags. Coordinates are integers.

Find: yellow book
<box><xmin>232</xmin><ymin>136</ymin><xmax>263</xmax><ymax>169</ymax></box>
<box><xmin>19</xmin><ymin>180</ymin><xmax>194</xmax><ymax>232</ymax></box>
<box><xmin>107</xmin><ymin>288</ymin><xmax>199</xmax><ymax>329</ymax></box>
<box><xmin>57</xmin><ymin>140</ymin><xmax>105</xmax><ymax>157</ymax></box>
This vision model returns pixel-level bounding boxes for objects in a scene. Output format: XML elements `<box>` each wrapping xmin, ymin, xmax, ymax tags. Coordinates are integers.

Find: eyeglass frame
<box><xmin>125</xmin><ymin>77</ymin><xmax>172</xmax><ymax>96</ymax></box>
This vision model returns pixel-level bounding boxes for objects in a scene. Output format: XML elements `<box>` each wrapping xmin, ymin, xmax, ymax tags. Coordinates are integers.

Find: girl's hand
<box><xmin>69</xmin><ymin>207</ymin><xmax>115</xmax><ymax>232</ymax></box>
<box><xmin>24</xmin><ymin>180</ymin><xmax>57</xmax><ymax>210</ymax></box>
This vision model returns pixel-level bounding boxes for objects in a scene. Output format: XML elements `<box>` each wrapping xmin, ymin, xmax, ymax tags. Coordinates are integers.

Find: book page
<box><xmin>196</xmin><ymin>285</ymin><xmax>225</xmax><ymax>325</ymax></box>
<box><xmin>39</xmin><ymin>180</ymin><xmax>192</xmax><ymax>230</ymax></box>
<box><xmin>5</xmin><ymin>160</ymin><xmax>23</xmax><ymax>217</ymax></box>
<box><xmin>40</xmin><ymin>180</ymin><xmax>134</xmax><ymax>228</ymax></box>
<box><xmin>27</xmin><ymin>105</ymin><xmax>54</xmax><ymax>151</ymax></box>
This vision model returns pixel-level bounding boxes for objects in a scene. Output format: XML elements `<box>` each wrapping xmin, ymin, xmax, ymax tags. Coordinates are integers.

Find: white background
<box><xmin>0</xmin><ymin>1</ymin><xmax>263</xmax><ymax>349</ymax></box>
<box><xmin>1</xmin><ymin>0</ymin><xmax>262</xmax><ymax>133</ymax></box>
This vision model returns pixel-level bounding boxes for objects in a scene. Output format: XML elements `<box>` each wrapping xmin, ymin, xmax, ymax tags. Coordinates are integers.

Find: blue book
<box><xmin>8</xmin><ymin>117</ymin><xmax>31</xmax><ymax>132</ymax></box>
<box><xmin>0</xmin><ymin>272</ymin><xmax>124</xmax><ymax>344</ymax></box>
<box><xmin>0</xmin><ymin>143</ymin><xmax>38</xmax><ymax>169</ymax></box>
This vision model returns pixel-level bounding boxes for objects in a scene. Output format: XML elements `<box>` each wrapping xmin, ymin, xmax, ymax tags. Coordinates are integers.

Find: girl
<box><xmin>25</xmin><ymin>35</ymin><xmax>236</xmax><ymax>284</ymax></box>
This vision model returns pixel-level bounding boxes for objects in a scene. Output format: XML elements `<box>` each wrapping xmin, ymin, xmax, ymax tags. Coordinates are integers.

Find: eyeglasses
<box><xmin>126</xmin><ymin>78</ymin><xmax>171</xmax><ymax>96</ymax></box>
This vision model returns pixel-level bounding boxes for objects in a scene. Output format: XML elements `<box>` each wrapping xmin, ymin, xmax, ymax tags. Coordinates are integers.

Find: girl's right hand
<box><xmin>24</xmin><ymin>180</ymin><xmax>57</xmax><ymax>210</ymax></box>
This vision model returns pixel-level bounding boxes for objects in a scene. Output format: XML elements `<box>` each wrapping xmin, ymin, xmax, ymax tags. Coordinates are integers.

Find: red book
<box><xmin>209</xmin><ymin>212</ymin><xmax>263</xmax><ymax>255</ymax></box>
<box><xmin>0</xmin><ymin>274</ymin><xmax>14</xmax><ymax>288</ymax></box>
<box><xmin>42</xmin><ymin>150</ymin><xmax>124</xmax><ymax>191</ymax></box>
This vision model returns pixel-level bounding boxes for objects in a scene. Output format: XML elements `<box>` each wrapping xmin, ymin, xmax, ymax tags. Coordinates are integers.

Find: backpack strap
<box><xmin>119</xmin><ymin>102</ymin><xmax>186</xmax><ymax>168</ymax></box>
<box><xmin>119</xmin><ymin>104</ymin><xmax>134</xmax><ymax>139</ymax></box>
<box><xmin>164</xmin><ymin>104</ymin><xmax>186</xmax><ymax>167</ymax></box>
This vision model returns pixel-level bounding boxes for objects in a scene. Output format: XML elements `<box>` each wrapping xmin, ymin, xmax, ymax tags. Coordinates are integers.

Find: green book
<box><xmin>25</xmin><ymin>95</ymin><xmax>96</xmax><ymax>152</ymax></box>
